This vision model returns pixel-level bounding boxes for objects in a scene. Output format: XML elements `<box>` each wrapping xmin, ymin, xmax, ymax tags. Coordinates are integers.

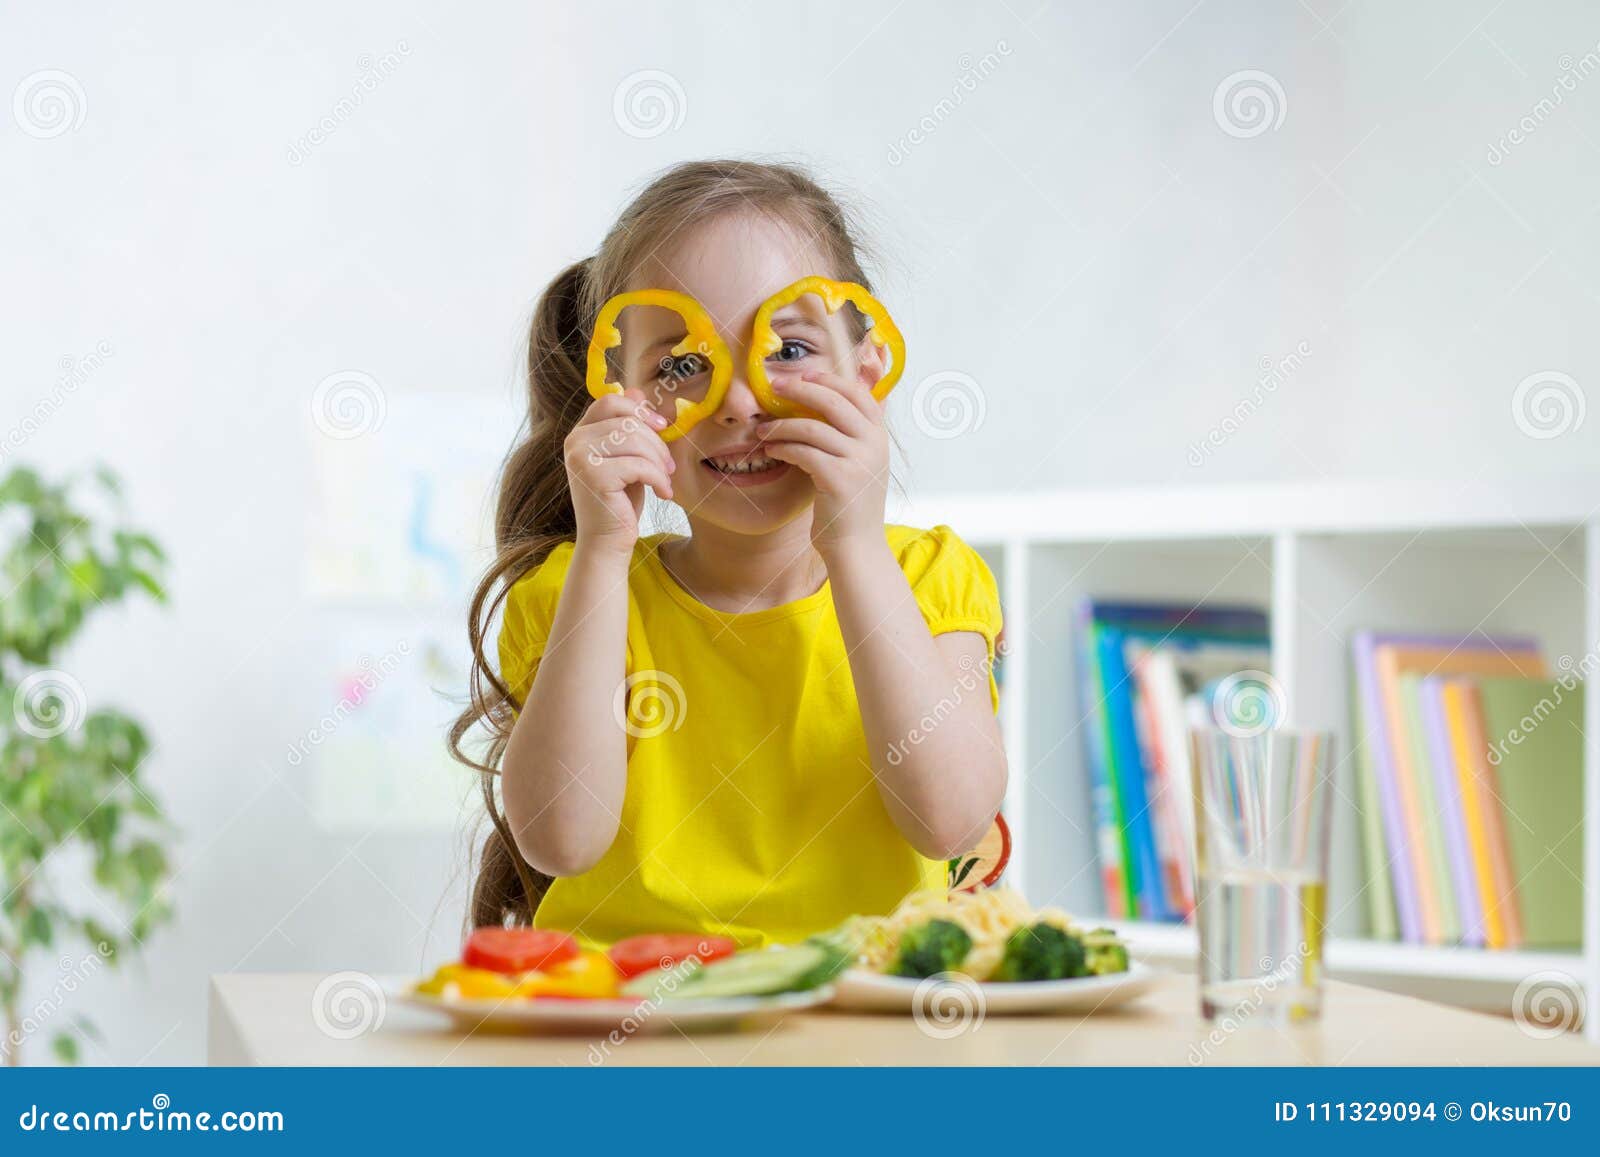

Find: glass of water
<box><xmin>1190</xmin><ymin>727</ymin><xmax>1335</xmax><ymax>1023</ymax></box>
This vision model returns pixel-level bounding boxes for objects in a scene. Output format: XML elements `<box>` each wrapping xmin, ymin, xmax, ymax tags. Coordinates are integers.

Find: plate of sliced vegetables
<box><xmin>824</xmin><ymin>888</ymin><xmax>1158</xmax><ymax>1014</ymax></box>
<box><xmin>397</xmin><ymin>928</ymin><xmax>851</xmax><ymax>1034</ymax></box>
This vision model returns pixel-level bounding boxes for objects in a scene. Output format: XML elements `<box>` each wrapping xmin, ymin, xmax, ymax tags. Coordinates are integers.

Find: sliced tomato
<box><xmin>461</xmin><ymin>927</ymin><xmax>579</xmax><ymax>974</ymax></box>
<box><xmin>607</xmin><ymin>933</ymin><xmax>738</xmax><ymax>979</ymax></box>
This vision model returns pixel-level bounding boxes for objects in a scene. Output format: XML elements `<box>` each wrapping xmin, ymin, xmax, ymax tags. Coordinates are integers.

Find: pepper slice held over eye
<box><xmin>746</xmin><ymin>276</ymin><xmax>906</xmax><ymax>419</ymax></box>
<box><xmin>585</xmin><ymin>289</ymin><xmax>734</xmax><ymax>441</ymax></box>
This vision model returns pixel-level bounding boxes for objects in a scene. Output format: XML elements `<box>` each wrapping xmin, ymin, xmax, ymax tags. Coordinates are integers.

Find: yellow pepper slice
<box><xmin>746</xmin><ymin>276</ymin><xmax>906</xmax><ymax>419</ymax></box>
<box><xmin>414</xmin><ymin>963</ymin><xmax>520</xmax><ymax>1000</ymax></box>
<box><xmin>515</xmin><ymin>951</ymin><xmax>622</xmax><ymax>1000</ymax></box>
<box><xmin>585</xmin><ymin>289</ymin><xmax>733</xmax><ymax>442</ymax></box>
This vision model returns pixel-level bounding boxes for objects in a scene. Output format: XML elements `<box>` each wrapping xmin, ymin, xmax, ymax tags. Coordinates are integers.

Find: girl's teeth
<box><xmin>711</xmin><ymin>455</ymin><xmax>776</xmax><ymax>474</ymax></box>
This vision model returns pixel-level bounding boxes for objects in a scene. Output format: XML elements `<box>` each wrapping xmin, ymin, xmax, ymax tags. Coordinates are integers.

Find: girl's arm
<box><xmin>826</xmin><ymin>543</ymin><xmax>1008</xmax><ymax>859</ymax></box>
<box><xmin>758</xmin><ymin>374</ymin><xmax>1007</xmax><ymax>860</ymax></box>
<box><xmin>500</xmin><ymin>390</ymin><xmax>674</xmax><ymax>876</ymax></box>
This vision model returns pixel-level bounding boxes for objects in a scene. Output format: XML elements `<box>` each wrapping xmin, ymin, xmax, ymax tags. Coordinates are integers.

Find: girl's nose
<box><xmin>715</xmin><ymin>373</ymin><xmax>768</xmax><ymax>425</ymax></box>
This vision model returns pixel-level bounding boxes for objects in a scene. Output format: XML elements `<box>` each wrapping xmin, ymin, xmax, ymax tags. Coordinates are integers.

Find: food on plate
<box><xmin>460</xmin><ymin>927</ymin><xmax>579</xmax><ymax>974</ymax></box>
<box><xmin>1082</xmin><ymin>927</ymin><xmax>1130</xmax><ymax>977</ymax></box>
<box><xmin>848</xmin><ymin>887</ymin><xmax>1131</xmax><ymax>983</ymax></box>
<box><xmin>621</xmin><ymin>938</ymin><xmax>851</xmax><ymax>1001</ymax></box>
<box><xmin>515</xmin><ymin>951</ymin><xmax>622</xmax><ymax>999</ymax></box>
<box><xmin>888</xmin><ymin>918</ymin><xmax>973</xmax><ymax>979</ymax></box>
<box><xmin>415</xmin><ymin>963</ymin><xmax>521</xmax><ymax>1000</ymax></box>
<box><xmin>411</xmin><ymin>893</ymin><xmax>1120</xmax><ymax>1007</ymax></box>
<box><xmin>413</xmin><ymin>927</ymin><xmax>849</xmax><ymax>1005</ymax></box>
<box><xmin>990</xmin><ymin>923</ymin><xmax>1083</xmax><ymax>981</ymax></box>
<box><xmin>606</xmin><ymin>933</ymin><xmax>738</xmax><ymax>979</ymax></box>
<box><xmin>416</xmin><ymin>949</ymin><xmax>622</xmax><ymax>1001</ymax></box>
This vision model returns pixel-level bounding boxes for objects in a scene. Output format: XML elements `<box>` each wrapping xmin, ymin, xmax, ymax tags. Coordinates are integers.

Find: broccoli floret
<box><xmin>1082</xmin><ymin>927</ymin><xmax>1131</xmax><ymax>976</ymax></box>
<box><xmin>891</xmin><ymin>918</ymin><xmax>973</xmax><ymax>978</ymax></box>
<box><xmin>991</xmin><ymin>922</ymin><xmax>1087</xmax><ymax>981</ymax></box>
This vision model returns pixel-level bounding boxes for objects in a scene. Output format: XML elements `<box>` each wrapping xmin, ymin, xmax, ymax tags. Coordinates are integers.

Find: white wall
<box><xmin>3</xmin><ymin>0</ymin><xmax>1597</xmax><ymax>1062</ymax></box>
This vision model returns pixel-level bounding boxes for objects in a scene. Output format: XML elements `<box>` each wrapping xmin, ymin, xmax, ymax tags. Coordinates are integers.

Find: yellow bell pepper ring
<box><xmin>746</xmin><ymin>276</ymin><xmax>906</xmax><ymax>419</ymax></box>
<box><xmin>415</xmin><ymin>963</ymin><xmax>520</xmax><ymax>1000</ymax></box>
<box><xmin>585</xmin><ymin>289</ymin><xmax>733</xmax><ymax>442</ymax></box>
<box><xmin>515</xmin><ymin>950</ymin><xmax>622</xmax><ymax>1000</ymax></box>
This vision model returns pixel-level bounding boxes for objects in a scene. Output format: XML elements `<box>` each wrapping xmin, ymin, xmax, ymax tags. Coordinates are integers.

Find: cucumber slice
<box><xmin>661</xmin><ymin>943</ymin><xmax>832</xmax><ymax>1000</ymax></box>
<box><xmin>794</xmin><ymin>937</ymin><xmax>853</xmax><ymax>989</ymax></box>
<box><xmin>619</xmin><ymin>957</ymin><xmax>703</xmax><ymax>1002</ymax></box>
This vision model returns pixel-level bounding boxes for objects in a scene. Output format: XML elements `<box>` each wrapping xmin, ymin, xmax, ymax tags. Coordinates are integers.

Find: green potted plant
<box><xmin>0</xmin><ymin>465</ymin><xmax>173</xmax><ymax>1064</ymax></box>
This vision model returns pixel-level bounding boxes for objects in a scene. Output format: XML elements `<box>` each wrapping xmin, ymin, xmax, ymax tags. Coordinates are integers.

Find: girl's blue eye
<box><xmin>771</xmin><ymin>340</ymin><xmax>811</xmax><ymax>364</ymax></box>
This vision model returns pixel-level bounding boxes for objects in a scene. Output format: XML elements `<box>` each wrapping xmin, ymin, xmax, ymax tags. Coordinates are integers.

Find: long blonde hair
<box><xmin>450</xmin><ymin>159</ymin><xmax>880</xmax><ymax>928</ymax></box>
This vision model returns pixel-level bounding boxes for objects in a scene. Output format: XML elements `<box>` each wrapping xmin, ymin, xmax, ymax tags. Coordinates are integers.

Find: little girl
<box><xmin>454</xmin><ymin>159</ymin><xmax>1007</xmax><ymax>947</ymax></box>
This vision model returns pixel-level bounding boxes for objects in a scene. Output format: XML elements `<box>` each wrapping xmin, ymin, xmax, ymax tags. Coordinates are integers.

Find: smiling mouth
<box><xmin>702</xmin><ymin>451</ymin><xmax>782</xmax><ymax>477</ymax></box>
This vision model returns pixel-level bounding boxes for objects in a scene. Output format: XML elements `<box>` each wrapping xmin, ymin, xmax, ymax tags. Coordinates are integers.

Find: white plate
<box><xmin>830</xmin><ymin>962</ymin><xmax>1159</xmax><ymax>1014</ymax></box>
<box><xmin>392</xmin><ymin>984</ymin><xmax>834</xmax><ymax>1035</ymax></box>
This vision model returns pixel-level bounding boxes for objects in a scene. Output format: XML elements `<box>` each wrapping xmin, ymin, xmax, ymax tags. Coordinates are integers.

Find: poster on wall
<box><xmin>302</xmin><ymin>389</ymin><xmax>517</xmax><ymax>830</ymax></box>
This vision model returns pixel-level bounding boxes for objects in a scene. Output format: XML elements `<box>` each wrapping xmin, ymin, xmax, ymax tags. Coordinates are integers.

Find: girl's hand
<box><xmin>564</xmin><ymin>388</ymin><xmax>675</xmax><ymax>557</ymax></box>
<box><xmin>756</xmin><ymin>371</ymin><xmax>888</xmax><ymax>557</ymax></box>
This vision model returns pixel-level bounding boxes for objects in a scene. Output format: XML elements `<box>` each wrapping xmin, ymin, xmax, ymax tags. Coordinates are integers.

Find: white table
<box><xmin>208</xmin><ymin>971</ymin><xmax>1600</xmax><ymax>1066</ymax></box>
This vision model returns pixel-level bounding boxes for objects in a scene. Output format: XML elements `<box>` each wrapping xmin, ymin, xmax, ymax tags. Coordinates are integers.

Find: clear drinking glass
<box><xmin>1190</xmin><ymin>727</ymin><xmax>1335</xmax><ymax>1023</ymax></box>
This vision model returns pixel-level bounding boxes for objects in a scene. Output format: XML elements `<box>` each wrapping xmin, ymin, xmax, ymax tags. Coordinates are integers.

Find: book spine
<box><xmin>1077</xmin><ymin>611</ymin><xmax>1127</xmax><ymax>918</ymax></box>
<box><xmin>1098</xmin><ymin>627</ymin><xmax>1165</xmax><ymax>921</ymax></box>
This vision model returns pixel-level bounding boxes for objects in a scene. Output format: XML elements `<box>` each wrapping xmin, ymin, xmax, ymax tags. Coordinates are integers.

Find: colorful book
<box><xmin>1130</xmin><ymin>653</ymin><xmax>1190</xmax><ymax>918</ymax></box>
<box><xmin>1414</xmin><ymin>677</ymin><xmax>1483</xmax><ymax>946</ymax></box>
<box><xmin>1349</xmin><ymin>662</ymin><xmax>1399</xmax><ymax>941</ymax></box>
<box><xmin>1095</xmin><ymin>625</ymin><xmax>1166</xmax><ymax>920</ymax></box>
<box><xmin>1476</xmin><ymin>676</ymin><xmax>1584</xmax><ymax>948</ymax></box>
<box><xmin>1377</xmin><ymin>642</ymin><xmax>1546</xmax><ymax>944</ymax></box>
<box><xmin>1075</xmin><ymin>607</ymin><xmax>1127</xmax><ymax>918</ymax></box>
<box><xmin>1078</xmin><ymin>600</ymin><xmax>1270</xmax><ymax>922</ymax></box>
<box><xmin>1350</xmin><ymin>632</ymin><xmax>1542</xmax><ymax>945</ymax></box>
<box><xmin>1441</xmin><ymin>679</ymin><xmax>1521</xmax><ymax>948</ymax></box>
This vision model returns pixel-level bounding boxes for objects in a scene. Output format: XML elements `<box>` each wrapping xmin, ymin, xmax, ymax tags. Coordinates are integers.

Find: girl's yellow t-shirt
<box><xmin>497</xmin><ymin>524</ymin><xmax>1002</xmax><ymax>948</ymax></box>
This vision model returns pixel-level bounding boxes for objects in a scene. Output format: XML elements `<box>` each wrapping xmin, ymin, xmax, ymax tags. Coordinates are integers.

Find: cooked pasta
<box><xmin>858</xmin><ymin>887</ymin><xmax>1080</xmax><ymax>980</ymax></box>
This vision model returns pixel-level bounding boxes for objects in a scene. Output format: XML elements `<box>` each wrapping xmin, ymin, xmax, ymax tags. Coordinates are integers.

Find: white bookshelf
<box><xmin>899</xmin><ymin>477</ymin><xmax>1600</xmax><ymax>1040</ymax></box>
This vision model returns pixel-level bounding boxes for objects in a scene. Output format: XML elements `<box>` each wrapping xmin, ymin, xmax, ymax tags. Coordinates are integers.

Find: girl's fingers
<box><xmin>580</xmin><ymin>388</ymin><xmax>671</xmax><ymax>433</ymax></box>
<box><xmin>754</xmin><ymin>416</ymin><xmax>852</xmax><ymax>457</ymax></box>
<box><xmin>769</xmin><ymin>375</ymin><xmax>868</xmax><ymax>434</ymax></box>
<box><xmin>800</xmin><ymin>370</ymin><xmax>882</xmax><ymax>424</ymax></box>
<box><xmin>582</xmin><ymin>417</ymin><xmax>675</xmax><ymax>473</ymax></box>
<box><xmin>596</xmin><ymin>454</ymin><xmax>673</xmax><ymax>501</ymax></box>
<box><xmin>760</xmin><ymin>440</ymin><xmax>839</xmax><ymax>481</ymax></box>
